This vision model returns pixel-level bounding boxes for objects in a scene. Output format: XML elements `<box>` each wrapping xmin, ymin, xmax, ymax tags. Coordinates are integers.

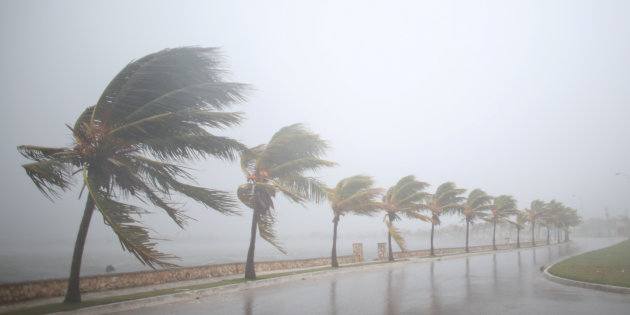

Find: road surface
<box><xmin>120</xmin><ymin>238</ymin><xmax>629</xmax><ymax>315</ymax></box>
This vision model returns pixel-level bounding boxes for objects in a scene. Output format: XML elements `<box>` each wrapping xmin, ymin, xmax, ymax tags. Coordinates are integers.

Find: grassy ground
<box><xmin>548</xmin><ymin>238</ymin><xmax>630</xmax><ymax>288</ymax></box>
<box><xmin>1</xmin><ymin>261</ymin><xmax>394</xmax><ymax>315</ymax></box>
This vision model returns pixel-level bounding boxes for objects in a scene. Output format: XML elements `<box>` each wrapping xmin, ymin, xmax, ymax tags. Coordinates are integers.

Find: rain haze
<box><xmin>1</xmin><ymin>0</ymin><xmax>629</xmax><ymax>281</ymax></box>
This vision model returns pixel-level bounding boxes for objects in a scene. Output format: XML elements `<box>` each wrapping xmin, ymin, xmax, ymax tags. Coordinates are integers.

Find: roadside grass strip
<box><xmin>548</xmin><ymin>239</ymin><xmax>630</xmax><ymax>288</ymax></box>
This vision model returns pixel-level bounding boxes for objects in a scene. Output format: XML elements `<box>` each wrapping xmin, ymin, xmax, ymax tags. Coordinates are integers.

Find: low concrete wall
<box><xmin>0</xmin><ymin>243</ymin><xmax>364</xmax><ymax>305</ymax></box>
<box><xmin>377</xmin><ymin>241</ymin><xmax>542</xmax><ymax>260</ymax></box>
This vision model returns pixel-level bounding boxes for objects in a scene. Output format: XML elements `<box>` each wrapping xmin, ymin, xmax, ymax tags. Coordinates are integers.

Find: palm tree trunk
<box><xmin>245</xmin><ymin>210</ymin><xmax>259</xmax><ymax>280</ymax></box>
<box><xmin>465</xmin><ymin>218</ymin><xmax>470</xmax><ymax>253</ymax></box>
<box><xmin>430</xmin><ymin>221</ymin><xmax>436</xmax><ymax>256</ymax></box>
<box><xmin>492</xmin><ymin>221</ymin><xmax>497</xmax><ymax>250</ymax></box>
<box><xmin>531</xmin><ymin>219</ymin><xmax>536</xmax><ymax>246</ymax></box>
<box><xmin>516</xmin><ymin>227</ymin><xmax>520</xmax><ymax>248</ymax></box>
<box><xmin>557</xmin><ymin>225</ymin><xmax>561</xmax><ymax>242</ymax></box>
<box><xmin>387</xmin><ymin>213</ymin><xmax>394</xmax><ymax>261</ymax></box>
<box><xmin>64</xmin><ymin>195</ymin><xmax>96</xmax><ymax>303</ymax></box>
<box><xmin>331</xmin><ymin>216</ymin><xmax>339</xmax><ymax>267</ymax></box>
<box><xmin>546</xmin><ymin>226</ymin><xmax>550</xmax><ymax>245</ymax></box>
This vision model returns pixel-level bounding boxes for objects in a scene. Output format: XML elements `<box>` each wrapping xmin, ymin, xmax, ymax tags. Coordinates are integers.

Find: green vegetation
<box><xmin>549</xmin><ymin>239</ymin><xmax>630</xmax><ymax>288</ymax></box>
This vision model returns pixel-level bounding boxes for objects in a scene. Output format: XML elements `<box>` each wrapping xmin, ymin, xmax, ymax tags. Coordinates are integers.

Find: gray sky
<box><xmin>1</xmin><ymin>0</ymin><xmax>630</xmax><ymax>264</ymax></box>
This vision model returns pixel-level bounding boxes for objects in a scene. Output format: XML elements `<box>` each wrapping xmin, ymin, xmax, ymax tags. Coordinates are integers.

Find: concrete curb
<box><xmin>543</xmin><ymin>267</ymin><xmax>630</xmax><ymax>294</ymax></box>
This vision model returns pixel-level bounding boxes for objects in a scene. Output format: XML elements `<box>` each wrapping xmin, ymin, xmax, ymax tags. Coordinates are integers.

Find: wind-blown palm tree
<box><xmin>237</xmin><ymin>124</ymin><xmax>334</xmax><ymax>279</ymax></box>
<box><xmin>423</xmin><ymin>182</ymin><xmax>465</xmax><ymax>256</ymax></box>
<box><xmin>18</xmin><ymin>47</ymin><xmax>247</xmax><ymax>303</ymax></box>
<box><xmin>560</xmin><ymin>207</ymin><xmax>581</xmax><ymax>241</ymax></box>
<box><xmin>525</xmin><ymin>200</ymin><xmax>546</xmax><ymax>246</ymax></box>
<box><xmin>327</xmin><ymin>175</ymin><xmax>382</xmax><ymax>267</ymax></box>
<box><xmin>540</xmin><ymin>200</ymin><xmax>563</xmax><ymax>245</ymax></box>
<box><xmin>487</xmin><ymin>195</ymin><xmax>517</xmax><ymax>250</ymax></box>
<box><xmin>381</xmin><ymin>175</ymin><xmax>432</xmax><ymax>261</ymax></box>
<box><xmin>461</xmin><ymin>189</ymin><xmax>491</xmax><ymax>252</ymax></box>
<box><xmin>509</xmin><ymin>211</ymin><xmax>529</xmax><ymax>248</ymax></box>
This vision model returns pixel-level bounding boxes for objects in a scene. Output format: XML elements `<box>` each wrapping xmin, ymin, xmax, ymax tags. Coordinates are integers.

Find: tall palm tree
<box><xmin>237</xmin><ymin>124</ymin><xmax>334</xmax><ymax>279</ymax></box>
<box><xmin>460</xmin><ymin>189</ymin><xmax>491</xmax><ymax>252</ymax></box>
<box><xmin>540</xmin><ymin>200</ymin><xmax>563</xmax><ymax>245</ymax></box>
<box><xmin>524</xmin><ymin>200</ymin><xmax>546</xmax><ymax>246</ymax></box>
<box><xmin>509</xmin><ymin>211</ymin><xmax>529</xmax><ymax>248</ymax></box>
<box><xmin>487</xmin><ymin>195</ymin><xmax>517</xmax><ymax>250</ymax></box>
<box><xmin>18</xmin><ymin>47</ymin><xmax>247</xmax><ymax>303</ymax></box>
<box><xmin>380</xmin><ymin>175</ymin><xmax>432</xmax><ymax>261</ymax></box>
<box><xmin>561</xmin><ymin>207</ymin><xmax>581</xmax><ymax>241</ymax></box>
<box><xmin>423</xmin><ymin>182</ymin><xmax>465</xmax><ymax>256</ymax></box>
<box><xmin>543</xmin><ymin>200</ymin><xmax>567</xmax><ymax>243</ymax></box>
<box><xmin>327</xmin><ymin>175</ymin><xmax>382</xmax><ymax>267</ymax></box>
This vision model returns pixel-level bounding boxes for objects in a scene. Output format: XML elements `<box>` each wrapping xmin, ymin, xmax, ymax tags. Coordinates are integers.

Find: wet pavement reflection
<box><xmin>124</xmin><ymin>238</ymin><xmax>629</xmax><ymax>315</ymax></box>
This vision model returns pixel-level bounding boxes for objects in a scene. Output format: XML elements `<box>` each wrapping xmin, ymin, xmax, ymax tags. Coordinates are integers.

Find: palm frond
<box><xmin>385</xmin><ymin>219</ymin><xmax>406</xmax><ymax>251</ymax></box>
<box><xmin>335</xmin><ymin>188</ymin><xmax>383</xmax><ymax>215</ymax></box>
<box><xmin>404</xmin><ymin>211</ymin><xmax>434</xmax><ymax>223</ymax></box>
<box><xmin>142</xmin><ymin>132</ymin><xmax>246</xmax><ymax>163</ymax></box>
<box><xmin>85</xmin><ymin>173</ymin><xmax>178</xmax><ymax>268</ymax></box>
<box><xmin>237</xmin><ymin>184</ymin><xmax>256</xmax><ymax>209</ymax></box>
<box><xmin>273</xmin><ymin>175</ymin><xmax>329</xmax><ymax>204</ymax></box>
<box><xmin>92</xmin><ymin>47</ymin><xmax>248</xmax><ymax>126</ymax></box>
<box><xmin>240</xmin><ymin>144</ymin><xmax>264</xmax><ymax>177</ymax></box>
<box><xmin>18</xmin><ymin>145</ymin><xmax>73</xmax><ymax>162</ymax></box>
<box><xmin>172</xmin><ymin>182</ymin><xmax>239</xmax><ymax>215</ymax></box>
<box><xmin>109</xmin><ymin>110</ymin><xmax>244</xmax><ymax>142</ymax></box>
<box><xmin>257</xmin><ymin>210</ymin><xmax>286</xmax><ymax>254</ymax></box>
<box><xmin>257</xmin><ymin>123</ymin><xmax>329</xmax><ymax>171</ymax></box>
<box><xmin>270</xmin><ymin>157</ymin><xmax>336</xmax><ymax>179</ymax></box>
<box><xmin>21</xmin><ymin>159</ymin><xmax>75</xmax><ymax>200</ymax></box>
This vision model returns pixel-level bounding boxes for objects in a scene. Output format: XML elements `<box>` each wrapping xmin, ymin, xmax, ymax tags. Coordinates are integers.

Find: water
<box><xmin>0</xmin><ymin>231</ymin><xmax>515</xmax><ymax>283</ymax></box>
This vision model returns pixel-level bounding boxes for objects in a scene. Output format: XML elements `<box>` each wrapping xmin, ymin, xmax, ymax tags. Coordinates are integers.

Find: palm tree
<box><xmin>540</xmin><ymin>200</ymin><xmax>563</xmax><ymax>245</ymax></box>
<box><xmin>524</xmin><ymin>200</ymin><xmax>546</xmax><ymax>246</ymax></box>
<box><xmin>509</xmin><ymin>211</ymin><xmax>529</xmax><ymax>248</ymax></box>
<box><xmin>18</xmin><ymin>47</ymin><xmax>247</xmax><ymax>303</ymax></box>
<box><xmin>327</xmin><ymin>175</ymin><xmax>382</xmax><ymax>267</ymax></box>
<box><xmin>561</xmin><ymin>207</ymin><xmax>582</xmax><ymax>241</ymax></box>
<box><xmin>237</xmin><ymin>124</ymin><xmax>334</xmax><ymax>279</ymax></box>
<box><xmin>543</xmin><ymin>200</ymin><xmax>570</xmax><ymax>243</ymax></box>
<box><xmin>487</xmin><ymin>195</ymin><xmax>517</xmax><ymax>250</ymax></box>
<box><xmin>381</xmin><ymin>175</ymin><xmax>432</xmax><ymax>261</ymax></box>
<box><xmin>460</xmin><ymin>189</ymin><xmax>491</xmax><ymax>252</ymax></box>
<box><xmin>423</xmin><ymin>182</ymin><xmax>465</xmax><ymax>256</ymax></box>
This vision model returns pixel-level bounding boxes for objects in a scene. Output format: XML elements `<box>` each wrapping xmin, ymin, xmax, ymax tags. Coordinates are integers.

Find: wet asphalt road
<box><xmin>121</xmin><ymin>238</ymin><xmax>629</xmax><ymax>315</ymax></box>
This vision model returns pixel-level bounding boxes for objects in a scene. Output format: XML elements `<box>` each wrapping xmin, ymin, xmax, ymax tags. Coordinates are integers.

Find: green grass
<box><xmin>548</xmin><ymin>238</ymin><xmax>630</xmax><ymax>288</ymax></box>
<box><xmin>1</xmin><ymin>260</ymin><xmax>393</xmax><ymax>315</ymax></box>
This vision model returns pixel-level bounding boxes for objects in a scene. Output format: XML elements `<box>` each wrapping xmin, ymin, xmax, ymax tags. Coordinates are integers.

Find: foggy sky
<box><xmin>1</xmin><ymin>0</ymin><xmax>629</xmax><ymax>264</ymax></box>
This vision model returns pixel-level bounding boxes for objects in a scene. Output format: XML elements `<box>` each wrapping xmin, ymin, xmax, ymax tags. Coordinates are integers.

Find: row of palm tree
<box><xmin>18</xmin><ymin>47</ymin><xmax>582</xmax><ymax>302</ymax></box>
<box><xmin>326</xmin><ymin>176</ymin><xmax>582</xmax><ymax>265</ymax></box>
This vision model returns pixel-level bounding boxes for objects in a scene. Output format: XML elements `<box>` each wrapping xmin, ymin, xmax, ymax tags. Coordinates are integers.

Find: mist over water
<box><xmin>0</xmin><ymin>228</ymin><xmax>500</xmax><ymax>283</ymax></box>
